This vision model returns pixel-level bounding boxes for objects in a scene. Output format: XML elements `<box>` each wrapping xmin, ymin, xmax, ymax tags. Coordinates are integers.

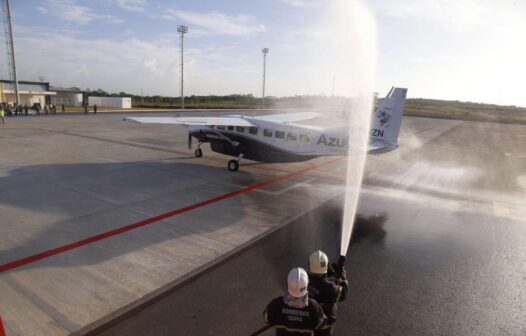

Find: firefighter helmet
<box><xmin>309</xmin><ymin>250</ymin><xmax>329</xmax><ymax>274</ymax></box>
<box><xmin>287</xmin><ymin>267</ymin><xmax>309</xmax><ymax>298</ymax></box>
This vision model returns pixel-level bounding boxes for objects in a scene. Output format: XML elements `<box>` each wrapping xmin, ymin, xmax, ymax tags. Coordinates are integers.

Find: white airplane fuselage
<box><xmin>123</xmin><ymin>87</ymin><xmax>407</xmax><ymax>170</ymax></box>
<box><xmin>189</xmin><ymin>117</ymin><xmax>349</xmax><ymax>163</ymax></box>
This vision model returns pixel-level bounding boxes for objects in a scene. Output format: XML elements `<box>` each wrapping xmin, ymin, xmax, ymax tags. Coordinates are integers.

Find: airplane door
<box><xmin>285</xmin><ymin>131</ymin><xmax>300</xmax><ymax>153</ymax></box>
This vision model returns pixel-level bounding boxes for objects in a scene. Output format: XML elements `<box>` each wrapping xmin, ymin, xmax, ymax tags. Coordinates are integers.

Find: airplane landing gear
<box><xmin>227</xmin><ymin>160</ymin><xmax>239</xmax><ymax>171</ymax></box>
<box><xmin>194</xmin><ymin>142</ymin><xmax>203</xmax><ymax>157</ymax></box>
<box><xmin>227</xmin><ymin>153</ymin><xmax>244</xmax><ymax>172</ymax></box>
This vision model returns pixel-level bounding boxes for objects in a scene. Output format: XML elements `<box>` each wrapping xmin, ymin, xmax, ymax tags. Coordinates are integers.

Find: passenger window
<box><xmin>249</xmin><ymin>127</ymin><xmax>258</xmax><ymax>135</ymax></box>
<box><xmin>217</xmin><ymin>125</ymin><xmax>225</xmax><ymax>130</ymax></box>
<box><xmin>275</xmin><ymin>131</ymin><xmax>285</xmax><ymax>139</ymax></box>
<box><xmin>287</xmin><ymin>132</ymin><xmax>297</xmax><ymax>141</ymax></box>
<box><xmin>264</xmin><ymin>129</ymin><xmax>273</xmax><ymax>137</ymax></box>
<box><xmin>236</xmin><ymin>126</ymin><xmax>245</xmax><ymax>133</ymax></box>
<box><xmin>299</xmin><ymin>134</ymin><xmax>310</xmax><ymax>142</ymax></box>
<box><xmin>227</xmin><ymin>126</ymin><xmax>234</xmax><ymax>131</ymax></box>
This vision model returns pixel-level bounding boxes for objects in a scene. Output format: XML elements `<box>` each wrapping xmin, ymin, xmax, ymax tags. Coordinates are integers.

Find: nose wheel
<box><xmin>194</xmin><ymin>142</ymin><xmax>203</xmax><ymax>157</ymax></box>
<box><xmin>227</xmin><ymin>160</ymin><xmax>239</xmax><ymax>171</ymax></box>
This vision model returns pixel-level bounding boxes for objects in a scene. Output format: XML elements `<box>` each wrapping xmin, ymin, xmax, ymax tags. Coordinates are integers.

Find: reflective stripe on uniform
<box><xmin>274</xmin><ymin>325</ymin><xmax>314</xmax><ymax>335</ymax></box>
<box><xmin>314</xmin><ymin>314</ymin><xmax>328</xmax><ymax>330</ymax></box>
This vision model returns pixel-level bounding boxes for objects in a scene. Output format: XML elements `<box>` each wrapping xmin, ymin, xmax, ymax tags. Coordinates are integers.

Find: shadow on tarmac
<box><xmin>0</xmin><ymin>160</ymin><xmax>261</xmax><ymax>272</ymax></box>
<box><xmin>350</xmin><ymin>213</ymin><xmax>388</xmax><ymax>247</ymax></box>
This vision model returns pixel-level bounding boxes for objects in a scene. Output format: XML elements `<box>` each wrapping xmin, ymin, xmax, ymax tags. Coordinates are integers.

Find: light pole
<box><xmin>261</xmin><ymin>47</ymin><xmax>269</xmax><ymax>108</ymax></box>
<box><xmin>177</xmin><ymin>25</ymin><xmax>188</xmax><ymax>111</ymax></box>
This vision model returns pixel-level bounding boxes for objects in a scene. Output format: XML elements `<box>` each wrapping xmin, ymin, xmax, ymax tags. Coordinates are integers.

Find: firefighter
<box><xmin>264</xmin><ymin>267</ymin><xmax>328</xmax><ymax>335</ymax></box>
<box><xmin>307</xmin><ymin>251</ymin><xmax>348</xmax><ymax>336</ymax></box>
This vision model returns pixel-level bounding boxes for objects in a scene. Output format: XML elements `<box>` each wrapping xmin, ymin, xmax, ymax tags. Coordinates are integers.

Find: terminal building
<box><xmin>0</xmin><ymin>79</ymin><xmax>83</xmax><ymax>106</ymax></box>
<box><xmin>0</xmin><ymin>79</ymin><xmax>132</xmax><ymax>108</ymax></box>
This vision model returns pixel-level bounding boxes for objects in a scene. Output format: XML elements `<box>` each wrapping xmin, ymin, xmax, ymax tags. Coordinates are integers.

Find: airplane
<box><xmin>123</xmin><ymin>87</ymin><xmax>407</xmax><ymax>171</ymax></box>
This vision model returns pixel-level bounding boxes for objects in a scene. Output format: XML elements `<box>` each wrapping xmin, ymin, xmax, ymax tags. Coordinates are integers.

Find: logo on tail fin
<box><xmin>376</xmin><ymin>109</ymin><xmax>391</xmax><ymax>127</ymax></box>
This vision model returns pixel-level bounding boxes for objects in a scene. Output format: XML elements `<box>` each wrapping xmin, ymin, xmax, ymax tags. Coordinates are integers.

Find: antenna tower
<box><xmin>2</xmin><ymin>0</ymin><xmax>19</xmax><ymax>105</ymax></box>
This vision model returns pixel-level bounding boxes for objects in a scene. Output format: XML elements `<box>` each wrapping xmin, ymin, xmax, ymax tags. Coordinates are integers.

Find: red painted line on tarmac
<box><xmin>0</xmin><ymin>316</ymin><xmax>6</xmax><ymax>336</ymax></box>
<box><xmin>0</xmin><ymin>157</ymin><xmax>345</xmax><ymax>274</ymax></box>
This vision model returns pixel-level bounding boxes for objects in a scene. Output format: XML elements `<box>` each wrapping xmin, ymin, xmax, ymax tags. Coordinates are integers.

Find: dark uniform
<box><xmin>264</xmin><ymin>296</ymin><xmax>328</xmax><ymax>335</ymax></box>
<box><xmin>308</xmin><ymin>274</ymin><xmax>348</xmax><ymax>336</ymax></box>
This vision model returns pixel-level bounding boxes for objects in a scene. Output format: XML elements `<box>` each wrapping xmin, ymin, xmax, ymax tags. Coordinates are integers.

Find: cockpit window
<box><xmin>249</xmin><ymin>127</ymin><xmax>258</xmax><ymax>135</ymax></box>
<box><xmin>236</xmin><ymin>126</ymin><xmax>245</xmax><ymax>132</ymax></box>
<box><xmin>227</xmin><ymin>126</ymin><xmax>234</xmax><ymax>131</ymax></box>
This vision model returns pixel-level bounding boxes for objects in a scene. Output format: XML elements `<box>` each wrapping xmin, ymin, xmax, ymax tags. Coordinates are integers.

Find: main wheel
<box><xmin>227</xmin><ymin>160</ymin><xmax>239</xmax><ymax>172</ymax></box>
<box><xmin>195</xmin><ymin>148</ymin><xmax>203</xmax><ymax>157</ymax></box>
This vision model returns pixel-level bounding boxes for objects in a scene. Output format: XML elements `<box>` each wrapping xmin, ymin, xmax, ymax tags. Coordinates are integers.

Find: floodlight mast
<box><xmin>262</xmin><ymin>47</ymin><xmax>269</xmax><ymax>108</ymax></box>
<box><xmin>177</xmin><ymin>25</ymin><xmax>188</xmax><ymax>111</ymax></box>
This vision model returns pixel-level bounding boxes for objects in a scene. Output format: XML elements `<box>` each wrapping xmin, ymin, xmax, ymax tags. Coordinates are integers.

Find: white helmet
<box><xmin>287</xmin><ymin>267</ymin><xmax>309</xmax><ymax>298</ymax></box>
<box><xmin>309</xmin><ymin>250</ymin><xmax>329</xmax><ymax>274</ymax></box>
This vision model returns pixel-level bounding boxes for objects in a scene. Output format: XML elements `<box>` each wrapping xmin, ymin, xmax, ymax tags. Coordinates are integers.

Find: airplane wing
<box><xmin>123</xmin><ymin>116</ymin><xmax>256</xmax><ymax>127</ymax></box>
<box><xmin>252</xmin><ymin>112</ymin><xmax>320</xmax><ymax>123</ymax></box>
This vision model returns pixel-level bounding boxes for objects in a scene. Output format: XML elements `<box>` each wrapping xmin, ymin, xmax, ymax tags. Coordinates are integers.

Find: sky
<box><xmin>3</xmin><ymin>0</ymin><xmax>526</xmax><ymax>106</ymax></box>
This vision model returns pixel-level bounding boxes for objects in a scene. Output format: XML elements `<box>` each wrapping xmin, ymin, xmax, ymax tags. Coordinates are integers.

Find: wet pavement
<box><xmin>93</xmin><ymin>120</ymin><xmax>526</xmax><ymax>336</ymax></box>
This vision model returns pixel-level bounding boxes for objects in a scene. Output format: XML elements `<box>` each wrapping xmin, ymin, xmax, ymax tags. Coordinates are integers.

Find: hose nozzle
<box><xmin>329</xmin><ymin>255</ymin><xmax>346</xmax><ymax>278</ymax></box>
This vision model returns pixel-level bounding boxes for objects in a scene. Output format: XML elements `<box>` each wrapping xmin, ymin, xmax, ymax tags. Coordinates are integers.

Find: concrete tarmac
<box><xmin>0</xmin><ymin>113</ymin><xmax>524</xmax><ymax>335</ymax></box>
<box><xmin>94</xmin><ymin>118</ymin><xmax>525</xmax><ymax>335</ymax></box>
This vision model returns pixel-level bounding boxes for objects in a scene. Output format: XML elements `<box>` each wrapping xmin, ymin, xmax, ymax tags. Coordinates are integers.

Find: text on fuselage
<box><xmin>317</xmin><ymin>134</ymin><xmax>348</xmax><ymax>147</ymax></box>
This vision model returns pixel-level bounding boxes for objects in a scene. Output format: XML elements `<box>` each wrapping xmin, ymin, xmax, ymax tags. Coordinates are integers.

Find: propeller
<box><xmin>188</xmin><ymin>133</ymin><xmax>193</xmax><ymax>149</ymax></box>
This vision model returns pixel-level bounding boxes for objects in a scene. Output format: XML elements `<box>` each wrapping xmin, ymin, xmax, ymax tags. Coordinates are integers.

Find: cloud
<box><xmin>6</xmin><ymin>28</ymin><xmax>261</xmax><ymax>96</ymax></box>
<box><xmin>38</xmin><ymin>0</ymin><xmax>123</xmax><ymax>25</ymax></box>
<box><xmin>162</xmin><ymin>9</ymin><xmax>266</xmax><ymax>36</ymax></box>
<box><xmin>43</xmin><ymin>0</ymin><xmax>96</xmax><ymax>25</ymax></box>
<box><xmin>279</xmin><ymin>0</ymin><xmax>321</xmax><ymax>7</ymax></box>
<box><xmin>374</xmin><ymin>0</ymin><xmax>523</xmax><ymax>33</ymax></box>
<box><xmin>115</xmin><ymin>0</ymin><xmax>146</xmax><ymax>12</ymax></box>
<box><xmin>37</xmin><ymin>7</ymin><xmax>48</xmax><ymax>14</ymax></box>
<box><xmin>102</xmin><ymin>15</ymin><xmax>124</xmax><ymax>24</ymax></box>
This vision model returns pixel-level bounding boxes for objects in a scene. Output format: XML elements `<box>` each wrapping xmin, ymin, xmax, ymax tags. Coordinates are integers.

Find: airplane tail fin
<box><xmin>368</xmin><ymin>87</ymin><xmax>407</xmax><ymax>154</ymax></box>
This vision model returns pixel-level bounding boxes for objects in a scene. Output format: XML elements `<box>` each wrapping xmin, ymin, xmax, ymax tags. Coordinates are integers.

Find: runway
<box><xmin>0</xmin><ymin>113</ymin><xmax>525</xmax><ymax>335</ymax></box>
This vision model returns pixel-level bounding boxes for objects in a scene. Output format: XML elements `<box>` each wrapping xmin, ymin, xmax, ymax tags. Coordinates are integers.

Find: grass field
<box><xmin>404</xmin><ymin>99</ymin><xmax>526</xmax><ymax>124</ymax></box>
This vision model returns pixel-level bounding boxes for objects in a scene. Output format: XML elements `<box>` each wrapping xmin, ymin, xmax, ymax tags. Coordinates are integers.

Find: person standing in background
<box><xmin>0</xmin><ymin>106</ymin><xmax>5</xmax><ymax>124</ymax></box>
